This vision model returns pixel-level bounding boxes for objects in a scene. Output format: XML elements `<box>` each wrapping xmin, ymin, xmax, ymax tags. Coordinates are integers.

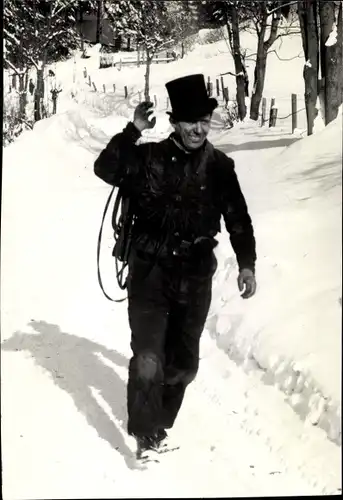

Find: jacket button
<box><xmin>172</xmin><ymin>156</ymin><xmax>177</xmax><ymax>162</ymax></box>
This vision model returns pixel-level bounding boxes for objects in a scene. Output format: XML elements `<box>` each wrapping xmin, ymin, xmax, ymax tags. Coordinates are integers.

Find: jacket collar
<box><xmin>169</xmin><ymin>132</ymin><xmax>208</xmax><ymax>155</ymax></box>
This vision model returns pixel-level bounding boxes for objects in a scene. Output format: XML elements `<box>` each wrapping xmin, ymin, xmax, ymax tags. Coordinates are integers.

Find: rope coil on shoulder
<box><xmin>97</xmin><ymin>187</ymin><xmax>128</xmax><ymax>303</ymax></box>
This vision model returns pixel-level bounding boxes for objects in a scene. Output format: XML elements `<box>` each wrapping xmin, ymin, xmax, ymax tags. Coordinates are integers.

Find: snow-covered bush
<box><xmin>222</xmin><ymin>100</ymin><xmax>239</xmax><ymax>129</ymax></box>
<box><xmin>201</xmin><ymin>28</ymin><xmax>224</xmax><ymax>45</ymax></box>
<box><xmin>3</xmin><ymin>105</ymin><xmax>33</xmax><ymax>147</ymax></box>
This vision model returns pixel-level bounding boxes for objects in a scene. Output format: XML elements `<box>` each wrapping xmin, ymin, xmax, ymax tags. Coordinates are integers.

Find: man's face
<box><xmin>173</xmin><ymin>114</ymin><xmax>212</xmax><ymax>150</ymax></box>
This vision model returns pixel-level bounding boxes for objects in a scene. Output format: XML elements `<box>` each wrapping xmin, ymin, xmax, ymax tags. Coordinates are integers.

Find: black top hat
<box><xmin>166</xmin><ymin>74</ymin><xmax>218</xmax><ymax>122</ymax></box>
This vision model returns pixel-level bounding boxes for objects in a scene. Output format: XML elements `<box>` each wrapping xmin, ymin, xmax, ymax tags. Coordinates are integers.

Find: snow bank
<box><xmin>208</xmin><ymin>110</ymin><xmax>342</xmax><ymax>445</ymax></box>
<box><xmin>32</xmin><ymin>30</ymin><xmax>306</xmax><ymax>133</ymax></box>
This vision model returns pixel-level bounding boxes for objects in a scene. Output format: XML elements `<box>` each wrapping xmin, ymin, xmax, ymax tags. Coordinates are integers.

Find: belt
<box><xmin>171</xmin><ymin>236</ymin><xmax>218</xmax><ymax>258</ymax></box>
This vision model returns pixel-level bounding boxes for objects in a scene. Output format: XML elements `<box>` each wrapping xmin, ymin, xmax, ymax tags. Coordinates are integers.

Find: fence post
<box><xmin>223</xmin><ymin>87</ymin><xmax>229</xmax><ymax>105</ymax></box>
<box><xmin>220</xmin><ymin>76</ymin><xmax>225</xmax><ymax>100</ymax></box>
<box><xmin>124</xmin><ymin>85</ymin><xmax>128</xmax><ymax>98</ymax></box>
<box><xmin>113</xmin><ymin>84</ymin><xmax>116</xmax><ymax>93</ymax></box>
<box><xmin>209</xmin><ymin>82</ymin><xmax>213</xmax><ymax>97</ymax></box>
<box><xmin>261</xmin><ymin>97</ymin><xmax>267</xmax><ymax>127</ymax></box>
<box><xmin>139</xmin><ymin>90</ymin><xmax>142</xmax><ymax>103</ymax></box>
<box><xmin>166</xmin><ymin>97</ymin><xmax>170</xmax><ymax>109</ymax></box>
<box><xmin>216</xmin><ymin>78</ymin><xmax>220</xmax><ymax>97</ymax></box>
<box><xmin>207</xmin><ymin>76</ymin><xmax>211</xmax><ymax>95</ymax></box>
<box><xmin>83</xmin><ymin>67</ymin><xmax>87</xmax><ymax>78</ymax></box>
<box><xmin>154</xmin><ymin>95</ymin><xmax>157</xmax><ymax>106</ymax></box>
<box><xmin>103</xmin><ymin>84</ymin><xmax>106</xmax><ymax>93</ymax></box>
<box><xmin>88</xmin><ymin>75</ymin><xmax>91</xmax><ymax>86</ymax></box>
<box><xmin>291</xmin><ymin>93</ymin><xmax>297</xmax><ymax>133</ymax></box>
<box><xmin>270</xmin><ymin>107</ymin><xmax>278</xmax><ymax>127</ymax></box>
<box><xmin>269</xmin><ymin>97</ymin><xmax>275</xmax><ymax>127</ymax></box>
<box><xmin>92</xmin><ymin>82</ymin><xmax>97</xmax><ymax>92</ymax></box>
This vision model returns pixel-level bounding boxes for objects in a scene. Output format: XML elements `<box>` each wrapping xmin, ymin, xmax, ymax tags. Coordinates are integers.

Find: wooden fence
<box><xmin>85</xmin><ymin>69</ymin><xmax>303</xmax><ymax>133</ymax></box>
<box><xmin>100</xmin><ymin>52</ymin><xmax>175</xmax><ymax>69</ymax></box>
<box><xmin>260</xmin><ymin>93</ymin><xmax>302</xmax><ymax>132</ymax></box>
<box><xmin>205</xmin><ymin>75</ymin><xmax>303</xmax><ymax>132</ymax></box>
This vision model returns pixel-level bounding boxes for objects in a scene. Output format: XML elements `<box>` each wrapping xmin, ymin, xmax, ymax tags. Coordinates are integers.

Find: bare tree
<box><xmin>107</xmin><ymin>0</ymin><xmax>175</xmax><ymax>101</ymax></box>
<box><xmin>203</xmin><ymin>0</ymin><xmax>248</xmax><ymax>120</ymax></box>
<box><xmin>4</xmin><ymin>0</ymin><xmax>79</xmax><ymax>123</ymax></box>
<box><xmin>96</xmin><ymin>0</ymin><xmax>103</xmax><ymax>44</ymax></box>
<box><xmin>298</xmin><ymin>0</ymin><xmax>319</xmax><ymax>135</ymax></box>
<box><xmin>226</xmin><ymin>4</ymin><xmax>247</xmax><ymax>120</ymax></box>
<box><xmin>247</xmin><ymin>1</ymin><xmax>294</xmax><ymax>120</ymax></box>
<box><xmin>319</xmin><ymin>1</ymin><xmax>343</xmax><ymax>125</ymax></box>
<box><xmin>202</xmin><ymin>0</ymin><xmax>295</xmax><ymax>121</ymax></box>
<box><xmin>165</xmin><ymin>0</ymin><xmax>198</xmax><ymax>59</ymax></box>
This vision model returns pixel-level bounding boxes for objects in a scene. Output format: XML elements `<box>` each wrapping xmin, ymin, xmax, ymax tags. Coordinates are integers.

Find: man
<box><xmin>94</xmin><ymin>74</ymin><xmax>256</xmax><ymax>458</ymax></box>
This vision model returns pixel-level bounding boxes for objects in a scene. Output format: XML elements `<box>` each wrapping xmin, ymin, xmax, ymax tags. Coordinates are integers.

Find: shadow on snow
<box><xmin>219</xmin><ymin>137</ymin><xmax>301</xmax><ymax>154</ymax></box>
<box><xmin>1</xmin><ymin>320</ymin><xmax>140</xmax><ymax>470</ymax></box>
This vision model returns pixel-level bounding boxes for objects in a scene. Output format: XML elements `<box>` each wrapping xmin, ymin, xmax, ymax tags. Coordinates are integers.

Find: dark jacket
<box><xmin>94</xmin><ymin>122</ymin><xmax>256</xmax><ymax>273</ymax></box>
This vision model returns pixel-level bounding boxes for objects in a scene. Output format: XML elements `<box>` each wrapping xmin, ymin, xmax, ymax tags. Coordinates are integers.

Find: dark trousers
<box><xmin>126</xmin><ymin>250</ymin><xmax>217</xmax><ymax>437</ymax></box>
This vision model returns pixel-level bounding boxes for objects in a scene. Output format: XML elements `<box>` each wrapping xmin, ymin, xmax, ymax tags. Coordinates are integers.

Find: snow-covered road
<box><xmin>1</xmin><ymin>105</ymin><xmax>341</xmax><ymax>497</ymax></box>
<box><xmin>2</xmin><ymin>30</ymin><xmax>342</xmax><ymax>496</ymax></box>
<box><xmin>2</xmin><ymin>319</ymin><xmax>340</xmax><ymax>498</ymax></box>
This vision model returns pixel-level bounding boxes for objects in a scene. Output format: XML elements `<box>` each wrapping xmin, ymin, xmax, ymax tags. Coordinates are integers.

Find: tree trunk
<box><xmin>319</xmin><ymin>1</ymin><xmax>342</xmax><ymax>124</ymax></box>
<box><xmin>181</xmin><ymin>41</ymin><xmax>185</xmax><ymax>58</ymax></box>
<box><xmin>242</xmin><ymin>53</ymin><xmax>249</xmax><ymax>97</ymax></box>
<box><xmin>79</xmin><ymin>0</ymin><xmax>84</xmax><ymax>52</ymax></box>
<box><xmin>250</xmin><ymin>8</ymin><xmax>281</xmax><ymax>121</ymax></box>
<box><xmin>298</xmin><ymin>0</ymin><xmax>319</xmax><ymax>135</ymax></box>
<box><xmin>144</xmin><ymin>53</ymin><xmax>152</xmax><ymax>101</ymax></box>
<box><xmin>96</xmin><ymin>0</ymin><xmax>103</xmax><ymax>44</ymax></box>
<box><xmin>228</xmin><ymin>6</ymin><xmax>246</xmax><ymax>120</ymax></box>
<box><xmin>250</xmin><ymin>38</ymin><xmax>267</xmax><ymax>120</ymax></box>
<box><xmin>18</xmin><ymin>73</ymin><xmax>27</xmax><ymax>121</ymax></box>
<box><xmin>337</xmin><ymin>2</ymin><xmax>343</xmax><ymax>111</ymax></box>
<box><xmin>34</xmin><ymin>67</ymin><xmax>44</xmax><ymax>122</ymax></box>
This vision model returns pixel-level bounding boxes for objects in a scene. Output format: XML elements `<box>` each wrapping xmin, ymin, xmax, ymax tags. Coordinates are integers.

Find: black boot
<box><xmin>135</xmin><ymin>429</ymin><xmax>168</xmax><ymax>459</ymax></box>
<box><xmin>154</xmin><ymin>428</ymin><xmax>168</xmax><ymax>447</ymax></box>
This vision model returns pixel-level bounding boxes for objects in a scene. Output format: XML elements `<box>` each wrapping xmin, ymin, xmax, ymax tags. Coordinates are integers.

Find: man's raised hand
<box><xmin>133</xmin><ymin>101</ymin><xmax>156</xmax><ymax>132</ymax></box>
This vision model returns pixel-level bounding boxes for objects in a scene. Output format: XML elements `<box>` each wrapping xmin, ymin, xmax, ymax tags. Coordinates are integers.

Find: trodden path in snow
<box><xmin>1</xmin><ymin>113</ymin><xmax>341</xmax><ymax>498</ymax></box>
<box><xmin>1</xmin><ymin>318</ymin><xmax>340</xmax><ymax>498</ymax></box>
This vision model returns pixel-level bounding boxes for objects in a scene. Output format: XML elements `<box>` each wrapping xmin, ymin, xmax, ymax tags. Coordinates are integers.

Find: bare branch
<box><xmin>264</xmin><ymin>11</ymin><xmax>282</xmax><ymax>50</ymax></box>
<box><xmin>52</xmin><ymin>0</ymin><xmax>75</xmax><ymax>19</ymax></box>
<box><xmin>20</xmin><ymin>118</ymin><xmax>34</xmax><ymax>130</ymax></box>
<box><xmin>267</xmin><ymin>48</ymin><xmax>303</xmax><ymax>61</ymax></box>
<box><xmin>220</xmin><ymin>70</ymin><xmax>243</xmax><ymax>77</ymax></box>
<box><xmin>4</xmin><ymin>58</ymin><xmax>23</xmax><ymax>76</ymax></box>
<box><xmin>27</xmin><ymin>55</ymin><xmax>39</xmax><ymax>70</ymax></box>
<box><xmin>155</xmin><ymin>37</ymin><xmax>175</xmax><ymax>50</ymax></box>
<box><xmin>274</xmin><ymin>30</ymin><xmax>301</xmax><ymax>41</ymax></box>
<box><xmin>245</xmin><ymin>49</ymin><xmax>303</xmax><ymax>61</ymax></box>
<box><xmin>266</xmin><ymin>1</ymin><xmax>298</xmax><ymax>17</ymax></box>
<box><xmin>253</xmin><ymin>18</ymin><xmax>261</xmax><ymax>37</ymax></box>
<box><xmin>3</xmin><ymin>28</ymin><xmax>21</xmax><ymax>48</ymax></box>
<box><xmin>41</xmin><ymin>29</ymin><xmax>66</xmax><ymax>49</ymax></box>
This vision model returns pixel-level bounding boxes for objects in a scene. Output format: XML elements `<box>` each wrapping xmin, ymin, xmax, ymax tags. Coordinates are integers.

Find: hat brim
<box><xmin>167</xmin><ymin>98</ymin><xmax>218</xmax><ymax>122</ymax></box>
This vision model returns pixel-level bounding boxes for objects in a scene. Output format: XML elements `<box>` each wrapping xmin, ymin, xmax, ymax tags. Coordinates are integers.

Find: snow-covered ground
<box><xmin>1</xmin><ymin>32</ymin><xmax>341</xmax><ymax>498</ymax></box>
